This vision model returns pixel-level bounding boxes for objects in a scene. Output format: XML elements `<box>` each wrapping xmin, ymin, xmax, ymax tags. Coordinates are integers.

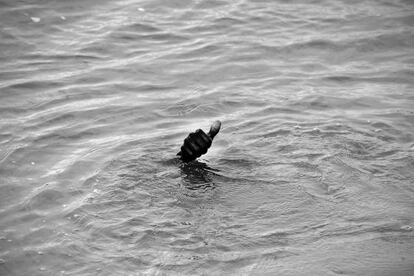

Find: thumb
<box><xmin>207</xmin><ymin>120</ymin><xmax>221</xmax><ymax>139</ymax></box>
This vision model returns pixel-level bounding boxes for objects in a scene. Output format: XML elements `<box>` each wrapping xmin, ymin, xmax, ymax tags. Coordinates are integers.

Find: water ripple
<box><xmin>1</xmin><ymin>0</ymin><xmax>414</xmax><ymax>275</ymax></box>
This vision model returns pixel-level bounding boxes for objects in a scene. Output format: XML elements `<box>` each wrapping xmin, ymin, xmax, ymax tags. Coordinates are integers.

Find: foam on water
<box><xmin>1</xmin><ymin>0</ymin><xmax>414</xmax><ymax>275</ymax></box>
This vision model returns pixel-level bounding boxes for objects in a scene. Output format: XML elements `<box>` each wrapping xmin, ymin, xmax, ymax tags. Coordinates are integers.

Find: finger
<box><xmin>181</xmin><ymin>144</ymin><xmax>193</xmax><ymax>160</ymax></box>
<box><xmin>186</xmin><ymin>137</ymin><xmax>201</xmax><ymax>155</ymax></box>
<box><xmin>199</xmin><ymin>130</ymin><xmax>212</xmax><ymax>147</ymax></box>
<box><xmin>208</xmin><ymin>120</ymin><xmax>221</xmax><ymax>139</ymax></box>
<box><xmin>184</xmin><ymin>136</ymin><xmax>202</xmax><ymax>157</ymax></box>
<box><xmin>194</xmin><ymin>131</ymin><xmax>208</xmax><ymax>154</ymax></box>
<box><xmin>193</xmin><ymin>134</ymin><xmax>206</xmax><ymax>148</ymax></box>
<box><xmin>186</xmin><ymin>132</ymin><xmax>198</xmax><ymax>145</ymax></box>
<box><xmin>186</xmin><ymin>133</ymin><xmax>201</xmax><ymax>148</ymax></box>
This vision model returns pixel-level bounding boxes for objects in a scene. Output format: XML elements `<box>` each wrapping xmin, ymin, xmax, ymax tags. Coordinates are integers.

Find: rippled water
<box><xmin>1</xmin><ymin>0</ymin><xmax>414</xmax><ymax>275</ymax></box>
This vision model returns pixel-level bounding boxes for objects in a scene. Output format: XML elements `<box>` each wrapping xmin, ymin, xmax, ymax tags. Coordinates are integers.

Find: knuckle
<box><xmin>182</xmin><ymin>146</ymin><xmax>192</xmax><ymax>156</ymax></box>
<box><xmin>184</xmin><ymin>137</ymin><xmax>192</xmax><ymax>145</ymax></box>
<box><xmin>194</xmin><ymin>136</ymin><xmax>204</xmax><ymax>147</ymax></box>
<box><xmin>189</xmin><ymin>141</ymin><xmax>199</xmax><ymax>152</ymax></box>
<box><xmin>201</xmin><ymin>131</ymin><xmax>211</xmax><ymax>141</ymax></box>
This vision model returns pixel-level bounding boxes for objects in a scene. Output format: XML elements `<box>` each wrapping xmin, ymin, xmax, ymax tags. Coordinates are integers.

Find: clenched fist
<box><xmin>177</xmin><ymin>120</ymin><xmax>221</xmax><ymax>162</ymax></box>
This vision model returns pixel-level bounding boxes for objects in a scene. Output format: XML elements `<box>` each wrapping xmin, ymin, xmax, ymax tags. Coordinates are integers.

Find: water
<box><xmin>1</xmin><ymin>0</ymin><xmax>414</xmax><ymax>275</ymax></box>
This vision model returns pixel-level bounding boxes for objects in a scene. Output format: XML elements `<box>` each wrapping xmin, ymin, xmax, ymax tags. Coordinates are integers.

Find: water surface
<box><xmin>1</xmin><ymin>0</ymin><xmax>414</xmax><ymax>275</ymax></box>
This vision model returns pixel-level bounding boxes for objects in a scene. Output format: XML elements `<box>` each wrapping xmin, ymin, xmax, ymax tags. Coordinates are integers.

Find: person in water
<box><xmin>177</xmin><ymin>120</ymin><xmax>221</xmax><ymax>162</ymax></box>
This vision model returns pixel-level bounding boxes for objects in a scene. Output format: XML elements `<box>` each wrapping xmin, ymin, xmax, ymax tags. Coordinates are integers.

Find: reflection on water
<box><xmin>179</xmin><ymin>160</ymin><xmax>218</xmax><ymax>191</ymax></box>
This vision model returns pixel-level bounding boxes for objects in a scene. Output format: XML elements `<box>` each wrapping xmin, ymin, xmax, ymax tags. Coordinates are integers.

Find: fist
<box><xmin>178</xmin><ymin>120</ymin><xmax>221</xmax><ymax>162</ymax></box>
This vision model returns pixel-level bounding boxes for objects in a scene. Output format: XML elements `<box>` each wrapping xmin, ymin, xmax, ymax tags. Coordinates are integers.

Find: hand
<box><xmin>177</xmin><ymin>120</ymin><xmax>221</xmax><ymax>162</ymax></box>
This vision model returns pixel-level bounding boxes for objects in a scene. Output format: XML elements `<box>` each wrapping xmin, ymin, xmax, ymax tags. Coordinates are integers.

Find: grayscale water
<box><xmin>1</xmin><ymin>0</ymin><xmax>414</xmax><ymax>275</ymax></box>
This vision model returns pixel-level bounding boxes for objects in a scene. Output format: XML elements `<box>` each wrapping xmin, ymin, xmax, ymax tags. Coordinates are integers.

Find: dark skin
<box><xmin>177</xmin><ymin>120</ymin><xmax>221</xmax><ymax>162</ymax></box>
